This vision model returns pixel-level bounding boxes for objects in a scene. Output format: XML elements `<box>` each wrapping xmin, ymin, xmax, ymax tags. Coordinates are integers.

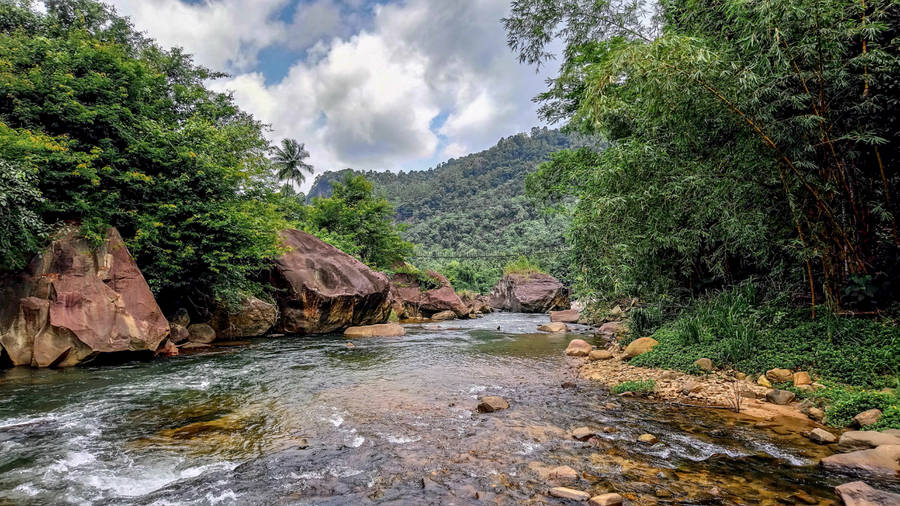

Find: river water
<box><xmin>0</xmin><ymin>313</ymin><xmax>892</xmax><ymax>505</ymax></box>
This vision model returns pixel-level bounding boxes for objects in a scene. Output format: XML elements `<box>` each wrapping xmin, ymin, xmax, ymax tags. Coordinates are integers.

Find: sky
<box><xmin>103</xmin><ymin>0</ymin><xmax>556</xmax><ymax>189</ymax></box>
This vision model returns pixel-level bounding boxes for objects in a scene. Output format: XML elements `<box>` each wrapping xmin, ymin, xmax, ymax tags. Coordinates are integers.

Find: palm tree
<box><xmin>271</xmin><ymin>138</ymin><xmax>314</xmax><ymax>190</ymax></box>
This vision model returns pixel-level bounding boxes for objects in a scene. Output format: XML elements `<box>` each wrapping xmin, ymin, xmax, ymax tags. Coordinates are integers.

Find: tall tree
<box><xmin>271</xmin><ymin>138</ymin><xmax>314</xmax><ymax>190</ymax></box>
<box><xmin>506</xmin><ymin>0</ymin><xmax>900</xmax><ymax>311</ymax></box>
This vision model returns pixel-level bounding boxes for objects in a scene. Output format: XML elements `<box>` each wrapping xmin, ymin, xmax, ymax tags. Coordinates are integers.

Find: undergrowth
<box><xmin>612</xmin><ymin>380</ymin><xmax>656</xmax><ymax>395</ymax></box>
<box><xmin>622</xmin><ymin>282</ymin><xmax>900</xmax><ymax>429</ymax></box>
<box><xmin>627</xmin><ymin>283</ymin><xmax>900</xmax><ymax>389</ymax></box>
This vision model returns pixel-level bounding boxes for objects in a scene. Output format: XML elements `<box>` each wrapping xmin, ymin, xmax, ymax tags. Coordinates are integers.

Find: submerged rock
<box><xmin>622</xmin><ymin>337</ymin><xmax>658</xmax><ymax>359</ymax></box>
<box><xmin>210</xmin><ymin>296</ymin><xmax>277</xmax><ymax>339</ymax></box>
<box><xmin>590</xmin><ymin>493</ymin><xmax>624</xmax><ymax>506</ymax></box>
<box><xmin>638</xmin><ymin>433</ymin><xmax>659</xmax><ymax>444</ymax></box>
<box><xmin>488</xmin><ymin>273</ymin><xmax>569</xmax><ymax>313</ymax></box>
<box><xmin>549</xmin><ymin>487</ymin><xmax>590</xmax><ymax>501</ymax></box>
<box><xmin>548</xmin><ymin>465</ymin><xmax>579</xmax><ymax>484</ymax></box>
<box><xmin>343</xmin><ymin>323</ymin><xmax>405</xmax><ymax>338</ymax></box>
<box><xmin>477</xmin><ymin>396</ymin><xmax>509</xmax><ymax>413</ymax></box>
<box><xmin>0</xmin><ymin>226</ymin><xmax>169</xmax><ymax>367</ymax></box>
<box><xmin>835</xmin><ymin>481</ymin><xmax>900</xmax><ymax>506</ymax></box>
<box><xmin>570</xmin><ymin>427</ymin><xmax>598</xmax><ymax>441</ymax></box>
<box><xmin>271</xmin><ymin>229</ymin><xmax>391</xmax><ymax>334</ymax></box>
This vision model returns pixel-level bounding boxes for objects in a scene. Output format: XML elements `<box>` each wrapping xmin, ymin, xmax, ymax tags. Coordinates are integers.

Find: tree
<box><xmin>0</xmin><ymin>159</ymin><xmax>46</xmax><ymax>271</ymax></box>
<box><xmin>0</xmin><ymin>1</ymin><xmax>288</xmax><ymax>312</ymax></box>
<box><xmin>304</xmin><ymin>175</ymin><xmax>412</xmax><ymax>269</ymax></box>
<box><xmin>506</xmin><ymin>0</ymin><xmax>900</xmax><ymax>311</ymax></box>
<box><xmin>271</xmin><ymin>138</ymin><xmax>314</xmax><ymax>191</ymax></box>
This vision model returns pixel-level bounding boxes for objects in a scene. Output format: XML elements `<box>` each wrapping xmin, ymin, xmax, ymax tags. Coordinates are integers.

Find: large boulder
<box><xmin>821</xmin><ymin>445</ymin><xmax>900</xmax><ymax>478</ymax></box>
<box><xmin>488</xmin><ymin>273</ymin><xmax>569</xmax><ymax>313</ymax></box>
<box><xmin>390</xmin><ymin>271</ymin><xmax>468</xmax><ymax>319</ymax></box>
<box><xmin>210</xmin><ymin>296</ymin><xmax>277</xmax><ymax>339</ymax></box>
<box><xmin>838</xmin><ymin>431</ymin><xmax>900</xmax><ymax>453</ymax></box>
<box><xmin>270</xmin><ymin>229</ymin><xmax>392</xmax><ymax>334</ymax></box>
<box><xmin>0</xmin><ymin>226</ymin><xmax>169</xmax><ymax>367</ymax></box>
<box><xmin>835</xmin><ymin>481</ymin><xmax>900</xmax><ymax>506</ymax></box>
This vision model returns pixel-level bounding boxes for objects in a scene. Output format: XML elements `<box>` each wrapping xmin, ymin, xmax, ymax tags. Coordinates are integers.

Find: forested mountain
<box><xmin>308</xmin><ymin>128</ymin><xmax>581</xmax><ymax>292</ymax></box>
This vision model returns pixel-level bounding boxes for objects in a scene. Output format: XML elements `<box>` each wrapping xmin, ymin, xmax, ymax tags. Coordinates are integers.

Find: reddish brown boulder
<box><xmin>0</xmin><ymin>226</ymin><xmax>169</xmax><ymax>367</ymax></box>
<box><xmin>390</xmin><ymin>271</ymin><xmax>468</xmax><ymax>319</ymax></box>
<box><xmin>488</xmin><ymin>273</ymin><xmax>569</xmax><ymax>313</ymax></box>
<box><xmin>550</xmin><ymin>309</ymin><xmax>579</xmax><ymax>323</ymax></box>
<box><xmin>210</xmin><ymin>296</ymin><xmax>277</xmax><ymax>339</ymax></box>
<box><xmin>271</xmin><ymin>230</ymin><xmax>392</xmax><ymax>334</ymax></box>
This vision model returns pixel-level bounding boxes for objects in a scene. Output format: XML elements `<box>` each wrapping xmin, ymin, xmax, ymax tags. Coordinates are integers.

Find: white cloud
<box><xmin>111</xmin><ymin>0</ymin><xmax>290</xmax><ymax>72</ymax></box>
<box><xmin>109</xmin><ymin>0</ymin><xmax>556</xmax><ymax>189</ymax></box>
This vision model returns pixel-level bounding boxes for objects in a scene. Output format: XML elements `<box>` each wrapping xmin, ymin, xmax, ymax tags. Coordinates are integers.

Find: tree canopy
<box><xmin>507</xmin><ymin>0</ymin><xmax>900</xmax><ymax>312</ymax></box>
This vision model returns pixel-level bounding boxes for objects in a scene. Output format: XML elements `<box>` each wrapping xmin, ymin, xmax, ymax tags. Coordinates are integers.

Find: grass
<box><xmin>612</xmin><ymin>380</ymin><xmax>656</xmax><ymax>395</ymax></box>
<box><xmin>502</xmin><ymin>256</ymin><xmax>545</xmax><ymax>277</ymax></box>
<box><xmin>390</xmin><ymin>264</ymin><xmax>444</xmax><ymax>291</ymax></box>
<box><xmin>620</xmin><ymin>282</ymin><xmax>900</xmax><ymax>429</ymax></box>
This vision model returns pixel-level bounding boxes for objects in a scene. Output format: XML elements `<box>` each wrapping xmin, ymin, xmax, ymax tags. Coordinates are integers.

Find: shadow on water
<box><xmin>0</xmin><ymin>313</ymin><xmax>893</xmax><ymax>505</ymax></box>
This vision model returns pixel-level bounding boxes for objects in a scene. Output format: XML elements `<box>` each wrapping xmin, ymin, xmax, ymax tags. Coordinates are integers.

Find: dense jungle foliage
<box><xmin>0</xmin><ymin>0</ymin><xmax>410</xmax><ymax>314</ymax></box>
<box><xmin>506</xmin><ymin>0</ymin><xmax>900</xmax><ymax>313</ymax></box>
<box><xmin>308</xmin><ymin>128</ymin><xmax>583</xmax><ymax>292</ymax></box>
<box><xmin>506</xmin><ymin>0</ymin><xmax>900</xmax><ymax>393</ymax></box>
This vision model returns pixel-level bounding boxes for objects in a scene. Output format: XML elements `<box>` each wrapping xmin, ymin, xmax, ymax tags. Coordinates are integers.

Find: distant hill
<box><xmin>308</xmin><ymin>127</ymin><xmax>582</xmax><ymax>291</ymax></box>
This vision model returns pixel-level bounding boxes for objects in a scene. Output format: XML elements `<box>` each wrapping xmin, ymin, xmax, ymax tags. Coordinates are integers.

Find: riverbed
<box><xmin>0</xmin><ymin>313</ymin><xmax>889</xmax><ymax>504</ymax></box>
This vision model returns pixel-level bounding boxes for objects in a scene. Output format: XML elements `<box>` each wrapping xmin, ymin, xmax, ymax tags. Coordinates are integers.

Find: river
<box><xmin>0</xmin><ymin>313</ymin><xmax>891</xmax><ymax>505</ymax></box>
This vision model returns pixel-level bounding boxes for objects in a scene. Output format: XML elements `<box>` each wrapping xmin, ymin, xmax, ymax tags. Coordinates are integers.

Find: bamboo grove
<box><xmin>506</xmin><ymin>0</ymin><xmax>900</xmax><ymax>313</ymax></box>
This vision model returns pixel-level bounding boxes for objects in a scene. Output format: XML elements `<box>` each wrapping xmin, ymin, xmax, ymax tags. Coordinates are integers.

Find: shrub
<box><xmin>870</xmin><ymin>405</ymin><xmax>900</xmax><ymax>431</ymax></box>
<box><xmin>630</xmin><ymin>285</ymin><xmax>900</xmax><ymax>389</ymax></box>
<box><xmin>503</xmin><ymin>256</ymin><xmax>545</xmax><ymax>277</ymax></box>
<box><xmin>824</xmin><ymin>390</ymin><xmax>898</xmax><ymax>428</ymax></box>
<box><xmin>612</xmin><ymin>380</ymin><xmax>656</xmax><ymax>395</ymax></box>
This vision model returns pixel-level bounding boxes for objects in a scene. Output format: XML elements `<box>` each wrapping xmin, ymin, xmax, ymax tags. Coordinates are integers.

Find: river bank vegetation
<box><xmin>0</xmin><ymin>1</ymin><xmax>411</xmax><ymax>317</ymax></box>
<box><xmin>505</xmin><ymin>0</ymin><xmax>899</xmax><ymax>423</ymax></box>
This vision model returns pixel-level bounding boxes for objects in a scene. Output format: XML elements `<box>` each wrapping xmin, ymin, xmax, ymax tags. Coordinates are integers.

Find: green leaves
<box><xmin>0</xmin><ymin>1</ymin><xmax>283</xmax><ymax>312</ymax></box>
<box><xmin>509</xmin><ymin>0</ymin><xmax>900</xmax><ymax>310</ymax></box>
<box><xmin>0</xmin><ymin>159</ymin><xmax>46</xmax><ymax>271</ymax></box>
<box><xmin>304</xmin><ymin>174</ymin><xmax>413</xmax><ymax>270</ymax></box>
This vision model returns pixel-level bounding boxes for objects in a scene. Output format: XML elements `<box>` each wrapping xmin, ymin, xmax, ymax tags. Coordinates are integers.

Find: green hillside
<box><xmin>307</xmin><ymin>128</ymin><xmax>581</xmax><ymax>292</ymax></box>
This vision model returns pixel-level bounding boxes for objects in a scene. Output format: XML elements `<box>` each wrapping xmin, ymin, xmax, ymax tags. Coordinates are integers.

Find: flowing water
<box><xmin>0</xmin><ymin>313</ymin><xmax>894</xmax><ymax>505</ymax></box>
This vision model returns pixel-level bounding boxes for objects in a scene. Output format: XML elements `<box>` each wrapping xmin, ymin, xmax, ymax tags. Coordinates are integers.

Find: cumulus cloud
<box><xmin>109</xmin><ymin>0</ymin><xmax>555</xmax><ymax>188</ymax></box>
